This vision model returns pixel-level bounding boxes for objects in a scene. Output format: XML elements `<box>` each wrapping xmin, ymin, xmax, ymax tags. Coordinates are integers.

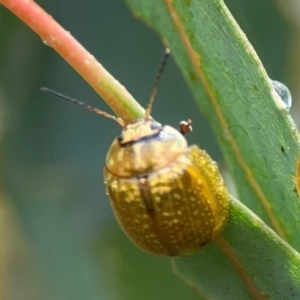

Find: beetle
<box><xmin>41</xmin><ymin>49</ymin><xmax>230</xmax><ymax>256</ymax></box>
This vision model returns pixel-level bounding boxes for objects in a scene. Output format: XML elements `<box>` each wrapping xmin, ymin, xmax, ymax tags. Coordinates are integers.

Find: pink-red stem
<box><xmin>0</xmin><ymin>0</ymin><xmax>145</xmax><ymax>123</ymax></box>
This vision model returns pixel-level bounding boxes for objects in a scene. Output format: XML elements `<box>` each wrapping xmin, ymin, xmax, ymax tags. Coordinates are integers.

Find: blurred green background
<box><xmin>0</xmin><ymin>0</ymin><xmax>298</xmax><ymax>299</ymax></box>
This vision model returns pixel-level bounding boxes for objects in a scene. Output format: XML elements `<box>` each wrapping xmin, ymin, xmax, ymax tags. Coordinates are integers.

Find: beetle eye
<box><xmin>117</xmin><ymin>134</ymin><xmax>124</xmax><ymax>143</ymax></box>
<box><xmin>151</xmin><ymin>121</ymin><xmax>162</xmax><ymax>130</ymax></box>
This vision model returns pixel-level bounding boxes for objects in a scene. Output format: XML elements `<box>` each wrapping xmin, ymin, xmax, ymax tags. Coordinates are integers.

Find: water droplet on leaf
<box><xmin>272</xmin><ymin>80</ymin><xmax>292</xmax><ymax>110</ymax></box>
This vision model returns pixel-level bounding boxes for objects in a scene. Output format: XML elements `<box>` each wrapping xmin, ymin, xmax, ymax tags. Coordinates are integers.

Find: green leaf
<box><xmin>125</xmin><ymin>0</ymin><xmax>300</xmax><ymax>245</ymax></box>
<box><xmin>174</xmin><ymin>196</ymin><xmax>300</xmax><ymax>299</ymax></box>
<box><xmin>125</xmin><ymin>0</ymin><xmax>300</xmax><ymax>298</ymax></box>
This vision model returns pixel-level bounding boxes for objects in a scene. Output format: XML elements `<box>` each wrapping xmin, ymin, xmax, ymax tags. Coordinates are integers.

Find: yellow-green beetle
<box><xmin>104</xmin><ymin>117</ymin><xmax>229</xmax><ymax>256</ymax></box>
<box><xmin>41</xmin><ymin>49</ymin><xmax>229</xmax><ymax>257</ymax></box>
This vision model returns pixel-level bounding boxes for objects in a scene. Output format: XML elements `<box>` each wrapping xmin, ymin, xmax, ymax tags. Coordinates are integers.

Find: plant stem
<box><xmin>0</xmin><ymin>0</ymin><xmax>145</xmax><ymax>123</ymax></box>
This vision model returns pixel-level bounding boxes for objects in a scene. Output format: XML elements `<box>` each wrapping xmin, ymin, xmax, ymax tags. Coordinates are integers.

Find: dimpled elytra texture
<box><xmin>104</xmin><ymin>126</ymin><xmax>229</xmax><ymax>256</ymax></box>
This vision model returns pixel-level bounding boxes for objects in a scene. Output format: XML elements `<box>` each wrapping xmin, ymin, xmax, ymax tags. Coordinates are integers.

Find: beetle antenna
<box><xmin>40</xmin><ymin>87</ymin><xmax>125</xmax><ymax>127</ymax></box>
<box><xmin>145</xmin><ymin>48</ymin><xmax>170</xmax><ymax>120</ymax></box>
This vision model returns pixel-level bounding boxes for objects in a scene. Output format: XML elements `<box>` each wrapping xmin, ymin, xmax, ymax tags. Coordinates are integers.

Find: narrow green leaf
<box><xmin>125</xmin><ymin>0</ymin><xmax>300</xmax><ymax>246</ymax></box>
<box><xmin>174</xmin><ymin>196</ymin><xmax>300</xmax><ymax>299</ymax></box>
<box><xmin>125</xmin><ymin>0</ymin><xmax>300</xmax><ymax>298</ymax></box>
